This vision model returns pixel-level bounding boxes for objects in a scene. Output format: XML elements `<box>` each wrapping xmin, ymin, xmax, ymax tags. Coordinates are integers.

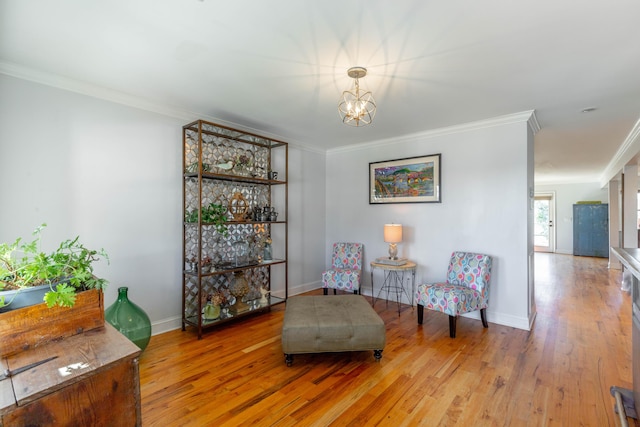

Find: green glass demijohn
<box><xmin>105</xmin><ymin>287</ymin><xmax>152</xmax><ymax>351</ymax></box>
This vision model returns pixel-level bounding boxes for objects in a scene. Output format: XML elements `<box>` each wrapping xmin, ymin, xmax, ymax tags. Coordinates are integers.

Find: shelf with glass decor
<box><xmin>182</xmin><ymin>119</ymin><xmax>288</xmax><ymax>338</ymax></box>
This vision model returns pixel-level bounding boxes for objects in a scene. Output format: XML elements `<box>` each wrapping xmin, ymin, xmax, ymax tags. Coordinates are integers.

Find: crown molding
<box><xmin>527</xmin><ymin>110</ymin><xmax>541</xmax><ymax>134</ymax></box>
<box><xmin>328</xmin><ymin>110</ymin><xmax>537</xmax><ymax>155</ymax></box>
<box><xmin>0</xmin><ymin>61</ymin><xmax>539</xmax><ymax>158</ymax></box>
<box><xmin>0</xmin><ymin>60</ymin><xmax>321</xmax><ymax>153</ymax></box>
<box><xmin>599</xmin><ymin>117</ymin><xmax>640</xmax><ymax>187</ymax></box>
<box><xmin>0</xmin><ymin>60</ymin><xmax>199</xmax><ymax>121</ymax></box>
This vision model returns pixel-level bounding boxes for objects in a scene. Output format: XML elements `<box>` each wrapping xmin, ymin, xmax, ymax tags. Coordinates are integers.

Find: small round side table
<box><xmin>370</xmin><ymin>260</ymin><xmax>417</xmax><ymax>316</ymax></box>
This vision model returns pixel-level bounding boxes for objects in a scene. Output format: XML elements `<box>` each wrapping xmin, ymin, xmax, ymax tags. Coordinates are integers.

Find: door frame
<box><xmin>534</xmin><ymin>192</ymin><xmax>556</xmax><ymax>253</ymax></box>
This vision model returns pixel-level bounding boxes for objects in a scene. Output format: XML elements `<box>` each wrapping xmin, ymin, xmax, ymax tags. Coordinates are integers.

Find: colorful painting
<box><xmin>369</xmin><ymin>154</ymin><xmax>441</xmax><ymax>204</ymax></box>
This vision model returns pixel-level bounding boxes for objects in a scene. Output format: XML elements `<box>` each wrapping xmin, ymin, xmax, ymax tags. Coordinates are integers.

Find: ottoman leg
<box><xmin>285</xmin><ymin>354</ymin><xmax>293</xmax><ymax>366</ymax></box>
<box><xmin>373</xmin><ymin>349</ymin><xmax>383</xmax><ymax>361</ymax></box>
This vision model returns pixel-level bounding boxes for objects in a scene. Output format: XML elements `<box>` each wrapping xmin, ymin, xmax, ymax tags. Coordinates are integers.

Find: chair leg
<box><xmin>333</xmin><ymin>289</ymin><xmax>337</xmax><ymax>295</ymax></box>
<box><xmin>417</xmin><ymin>305</ymin><xmax>424</xmax><ymax>324</ymax></box>
<box><xmin>449</xmin><ymin>315</ymin><xmax>457</xmax><ymax>338</ymax></box>
<box><xmin>481</xmin><ymin>308</ymin><xmax>488</xmax><ymax>328</ymax></box>
<box><xmin>323</xmin><ymin>288</ymin><xmax>328</xmax><ymax>295</ymax></box>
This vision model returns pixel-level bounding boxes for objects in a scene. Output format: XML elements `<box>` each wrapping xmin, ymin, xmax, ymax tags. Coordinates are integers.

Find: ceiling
<box><xmin>1</xmin><ymin>0</ymin><xmax>639</xmax><ymax>185</ymax></box>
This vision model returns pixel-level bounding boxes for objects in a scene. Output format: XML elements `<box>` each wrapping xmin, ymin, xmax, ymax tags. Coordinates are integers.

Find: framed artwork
<box><xmin>369</xmin><ymin>154</ymin><xmax>441</xmax><ymax>204</ymax></box>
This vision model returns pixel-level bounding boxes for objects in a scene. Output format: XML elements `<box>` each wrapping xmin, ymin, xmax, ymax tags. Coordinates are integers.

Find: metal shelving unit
<box><xmin>181</xmin><ymin>119</ymin><xmax>288</xmax><ymax>338</ymax></box>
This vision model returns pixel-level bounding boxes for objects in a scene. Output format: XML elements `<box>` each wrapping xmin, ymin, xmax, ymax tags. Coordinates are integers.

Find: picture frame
<box><xmin>369</xmin><ymin>154</ymin><xmax>441</xmax><ymax>204</ymax></box>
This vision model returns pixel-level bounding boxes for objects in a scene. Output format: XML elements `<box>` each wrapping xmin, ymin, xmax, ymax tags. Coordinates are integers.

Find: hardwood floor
<box><xmin>139</xmin><ymin>254</ymin><xmax>636</xmax><ymax>426</ymax></box>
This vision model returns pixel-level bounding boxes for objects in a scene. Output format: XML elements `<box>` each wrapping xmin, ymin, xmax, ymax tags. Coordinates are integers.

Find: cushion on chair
<box><xmin>322</xmin><ymin>242</ymin><xmax>364</xmax><ymax>291</ymax></box>
<box><xmin>321</xmin><ymin>269</ymin><xmax>362</xmax><ymax>291</ymax></box>
<box><xmin>415</xmin><ymin>251</ymin><xmax>492</xmax><ymax>318</ymax></box>
<box><xmin>415</xmin><ymin>282</ymin><xmax>485</xmax><ymax>316</ymax></box>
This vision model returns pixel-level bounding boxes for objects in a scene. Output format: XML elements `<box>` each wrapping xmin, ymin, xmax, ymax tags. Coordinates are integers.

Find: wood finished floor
<box><xmin>139</xmin><ymin>254</ymin><xmax>636</xmax><ymax>426</ymax></box>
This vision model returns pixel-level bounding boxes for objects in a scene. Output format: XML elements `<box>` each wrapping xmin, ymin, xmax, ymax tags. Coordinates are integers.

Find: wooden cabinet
<box><xmin>0</xmin><ymin>324</ymin><xmax>141</xmax><ymax>426</ymax></box>
<box><xmin>182</xmin><ymin>120</ymin><xmax>288</xmax><ymax>338</ymax></box>
<box><xmin>573</xmin><ymin>203</ymin><xmax>609</xmax><ymax>257</ymax></box>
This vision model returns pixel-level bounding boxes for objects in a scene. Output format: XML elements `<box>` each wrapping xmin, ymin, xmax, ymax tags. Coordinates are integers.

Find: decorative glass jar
<box><xmin>263</xmin><ymin>237</ymin><xmax>273</xmax><ymax>261</ymax></box>
<box><xmin>105</xmin><ymin>287</ymin><xmax>152</xmax><ymax>351</ymax></box>
<box><xmin>202</xmin><ymin>295</ymin><xmax>221</xmax><ymax>321</ymax></box>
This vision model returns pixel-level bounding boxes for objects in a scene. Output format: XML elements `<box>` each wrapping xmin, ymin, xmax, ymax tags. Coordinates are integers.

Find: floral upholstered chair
<box><xmin>415</xmin><ymin>251</ymin><xmax>493</xmax><ymax>338</ymax></box>
<box><xmin>322</xmin><ymin>242</ymin><xmax>364</xmax><ymax>295</ymax></box>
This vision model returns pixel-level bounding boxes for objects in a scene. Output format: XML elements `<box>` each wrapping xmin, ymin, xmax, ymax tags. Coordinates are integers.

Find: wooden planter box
<box><xmin>0</xmin><ymin>288</ymin><xmax>104</xmax><ymax>358</ymax></box>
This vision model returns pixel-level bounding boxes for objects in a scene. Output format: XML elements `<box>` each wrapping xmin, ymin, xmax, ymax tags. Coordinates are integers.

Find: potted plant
<box><xmin>185</xmin><ymin>203</ymin><xmax>229</xmax><ymax>235</ymax></box>
<box><xmin>0</xmin><ymin>223</ymin><xmax>109</xmax><ymax>311</ymax></box>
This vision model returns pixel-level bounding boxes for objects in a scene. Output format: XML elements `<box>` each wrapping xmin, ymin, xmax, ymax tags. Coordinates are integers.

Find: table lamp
<box><xmin>384</xmin><ymin>224</ymin><xmax>403</xmax><ymax>260</ymax></box>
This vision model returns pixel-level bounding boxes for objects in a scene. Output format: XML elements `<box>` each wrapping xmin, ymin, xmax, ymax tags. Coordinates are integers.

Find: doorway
<box><xmin>534</xmin><ymin>193</ymin><xmax>556</xmax><ymax>252</ymax></box>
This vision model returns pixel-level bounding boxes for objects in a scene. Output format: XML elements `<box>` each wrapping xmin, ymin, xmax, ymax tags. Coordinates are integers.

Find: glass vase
<box><xmin>203</xmin><ymin>300</ymin><xmax>221</xmax><ymax>321</ymax></box>
<box><xmin>263</xmin><ymin>242</ymin><xmax>272</xmax><ymax>261</ymax></box>
<box><xmin>105</xmin><ymin>287</ymin><xmax>152</xmax><ymax>351</ymax></box>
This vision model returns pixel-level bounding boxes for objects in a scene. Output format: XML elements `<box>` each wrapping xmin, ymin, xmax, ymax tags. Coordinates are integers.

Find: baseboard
<box><xmin>151</xmin><ymin>316</ymin><xmax>182</xmax><ymax>335</ymax></box>
<box><xmin>151</xmin><ymin>281</ymin><xmax>324</xmax><ymax>337</ymax></box>
<box><xmin>460</xmin><ymin>310</ymin><xmax>531</xmax><ymax>331</ymax></box>
<box><xmin>151</xmin><ymin>302</ymin><xmax>533</xmax><ymax>337</ymax></box>
<box><xmin>289</xmin><ymin>280</ymin><xmax>322</xmax><ymax>296</ymax></box>
<box><xmin>528</xmin><ymin>310</ymin><xmax>537</xmax><ymax>330</ymax></box>
<box><xmin>488</xmin><ymin>311</ymin><xmax>531</xmax><ymax>331</ymax></box>
<box><xmin>554</xmin><ymin>249</ymin><xmax>573</xmax><ymax>255</ymax></box>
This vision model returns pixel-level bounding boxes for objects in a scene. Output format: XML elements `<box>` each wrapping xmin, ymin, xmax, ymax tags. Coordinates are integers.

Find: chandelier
<box><xmin>338</xmin><ymin>66</ymin><xmax>376</xmax><ymax>127</ymax></box>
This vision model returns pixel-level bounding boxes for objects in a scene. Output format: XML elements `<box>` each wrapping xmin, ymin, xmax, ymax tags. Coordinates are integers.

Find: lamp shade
<box><xmin>384</xmin><ymin>224</ymin><xmax>403</xmax><ymax>243</ymax></box>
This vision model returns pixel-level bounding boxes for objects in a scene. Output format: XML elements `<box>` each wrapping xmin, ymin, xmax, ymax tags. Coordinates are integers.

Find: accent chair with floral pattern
<box><xmin>322</xmin><ymin>242</ymin><xmax>364</xmax><ymax>295</ymax></box>
<box><xmin>415</xmin><ymin>251</ymin><xmax>493</xmax><ymax>338</ymax></box>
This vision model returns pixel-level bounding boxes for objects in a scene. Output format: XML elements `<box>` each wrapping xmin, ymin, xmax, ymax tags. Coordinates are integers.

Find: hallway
<box><xmin>531</xmin><ymin>253</ymin><xmax>632</xmax><ymax>425</ymax></box>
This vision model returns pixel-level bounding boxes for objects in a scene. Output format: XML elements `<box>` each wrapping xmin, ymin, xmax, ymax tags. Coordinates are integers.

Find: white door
<box><xmin>534</xmin><ymin>193</ymin><xmax>556</xmax><ymax>252</ymax></box>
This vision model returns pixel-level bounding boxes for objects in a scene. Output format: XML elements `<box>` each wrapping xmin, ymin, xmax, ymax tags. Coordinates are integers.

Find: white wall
<box><xmin>0</xmin><ymin>74</ymin><xmax>326</xmax><ymax>334</ymax></box>
<box><xmin>535</xmin><ymin>183</ymin><xmax>608</xmax><ymax>254</ymax></box>
<box><xmin>324</xmin><ymin>116</ymin><xmax>535</xmax><ymax>330</ymax></box>
<box><xmin>0</xmin><ymin>72</ymin><xmax>535</xmax><ymax>333</ymax></box>
<box><xmin>286</xmin><ymin>147</ymin><xmax>327</xmax><ymax>295</ymax></box>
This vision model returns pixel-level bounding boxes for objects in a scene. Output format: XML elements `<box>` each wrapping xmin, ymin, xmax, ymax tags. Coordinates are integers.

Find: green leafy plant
<box><xmin>185</xmin><ymin>203</ymin><xmax>229</xmax><ymax>236</ymax></box>
<box><xmin>0</xmin><ymin>224</ymin><xmax>109</xmax><ymax>309</ymax></box>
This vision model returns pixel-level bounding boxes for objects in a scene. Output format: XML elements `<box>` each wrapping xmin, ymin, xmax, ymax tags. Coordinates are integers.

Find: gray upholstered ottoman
<box><xmin>281</xmin><ymin>295</ymin><xmax>386</xmax><ymax>366</ymax></box>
